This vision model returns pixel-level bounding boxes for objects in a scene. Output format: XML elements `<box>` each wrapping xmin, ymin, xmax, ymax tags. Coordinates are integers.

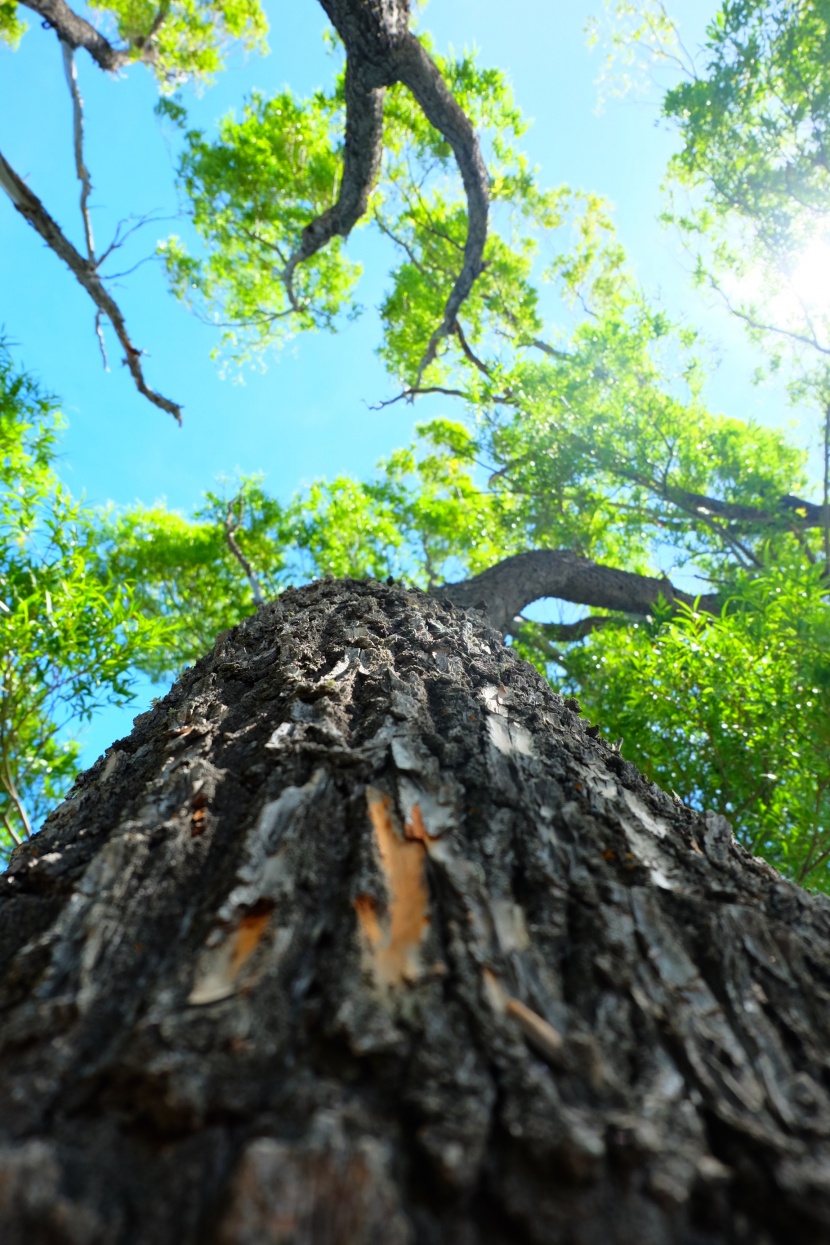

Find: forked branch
<box><xmin>298</xmin><ymin>0</ymin><xmax>488</xmax><ymax>381</ymax></box>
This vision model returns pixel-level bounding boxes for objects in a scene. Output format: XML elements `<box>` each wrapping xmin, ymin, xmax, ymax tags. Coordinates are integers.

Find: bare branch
<box><xmin>435</xmin><ymin>549</ymin><xmax>720</xmax><ymax>633</ymax></box>
<box><xmin>0</xmin><ymin>147</ymin><xmax>182</xmax><ymax>422</ymax></box>
<box><xmin>94</xmin><ymin>309</ymin><xmax>109</xmax><ymax>369</ymax></box>
<box><xmin>60</xmin><ymin>41</ymin><xmax>94</xmax><ymax>261</ymax></box>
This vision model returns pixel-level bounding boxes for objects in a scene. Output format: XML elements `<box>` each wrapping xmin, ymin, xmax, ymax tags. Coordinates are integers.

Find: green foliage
<box><xmin>5</xmin><ymin>11</ymin><xmax>830</xmax><ymax>895</ymax></box>
<box><xmin>162</xmin><ymin>48</ymin><xmax>565</xmax><ymax>374</ymax></box>
<box><xmin>159</xmin><ymin>90</ymin><xmax>359</xmax><ymax>358</ymax></box>
<box><xmin>0</xmin><ymin>1</ymin><xmax>26</xmax><ymax>48</ymax></box>
<box><xmin>657</xmin><ymin>0</ymin><xmax>830</xmax><ymax>387</ymax></box>
<box><xmin>93</xmin><ymin>0</ymin><xmax>267</xmax><ymax>84</ymax></box>
<box><xmin>147</xmin><ymin>30</ymin><xmax>830</xmax><ymax>887</ymax></box>
<box><xmin>2</xmin><ymin>0</ymin><xmax>266</xmax><ymax>80</ymax></box>
<box><xmin>0</xmin><ymin>346</ymin><xmax>170</xmax><ymax>858</ymax></box>
<box><xmin>100</xmin><ymin>422</ymin><xmax>514</xmax><ymax>671</ymax></box>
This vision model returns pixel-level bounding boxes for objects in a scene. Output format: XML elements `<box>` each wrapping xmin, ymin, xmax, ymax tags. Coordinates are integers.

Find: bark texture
<box><xmin>1</xmin><ymin>578</ymin><xmax>830</xmax><ymax>1244</ymax></box>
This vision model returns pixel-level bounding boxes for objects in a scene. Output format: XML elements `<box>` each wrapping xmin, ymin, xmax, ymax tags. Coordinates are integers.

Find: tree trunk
<box><xmin>1</xmin><ymin>578</ymin><xmax>830</xmax><ymax>1244</ymax></box>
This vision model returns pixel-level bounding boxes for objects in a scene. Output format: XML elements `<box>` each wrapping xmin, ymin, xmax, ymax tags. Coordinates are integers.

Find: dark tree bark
<box><xmin>2</xmin><ymin>578</ymin><xmax>830</xmax><ymax>1244</ymax></box>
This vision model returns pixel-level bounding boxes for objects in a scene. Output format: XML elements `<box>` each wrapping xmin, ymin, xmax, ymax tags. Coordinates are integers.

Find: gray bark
<box><xmin>1</xmin><ymin>578</ymin><xmax>829</xmax><ymax>1243</ymax></box>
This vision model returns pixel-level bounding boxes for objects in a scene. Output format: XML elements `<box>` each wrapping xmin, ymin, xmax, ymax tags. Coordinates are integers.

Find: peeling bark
<box><xmin>1</xmin><ymin>578</ymin><xmax>830</xmax><ymax>1242</ymax></box>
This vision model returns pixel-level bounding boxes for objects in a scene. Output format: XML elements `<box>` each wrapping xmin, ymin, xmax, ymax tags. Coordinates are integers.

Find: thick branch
<box><xmin>396</xmin><ymin>32</ymin><xmax>489</xmax><ymax>385</ymax></box>
<box><xmin>282</xmin><ymin>64</ymin><xmax>385</xmax><ymax>310</ymax></box>
<box><xmin>20</xmin><ymin>0</ymin><xmax>133</xmax><ymax>70</ymax></box>
<box><xmin>436</xmin><ymin>549</ymin><xmax>720</xmax><ymax>633</ymax></box>
<box><xmin>311</xmin><ymin>0</ymin><xmax>488</xmax><ymax>377</ymax></box>
<box><xmin>0</xmin><ymin>148</ymin><xmax>181</xmax><ymax>422</ymax></box>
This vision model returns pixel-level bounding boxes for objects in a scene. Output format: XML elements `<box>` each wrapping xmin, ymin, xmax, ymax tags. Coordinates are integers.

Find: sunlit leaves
<box><xmin>92</xmin><ymin>0</ymin><xmax>267</xmax><ymax>83</ymax></box>
<box><xmin>160</xmin><ymin>90</ymin><xmax>361</xmax><ymax>360</ymax></box>
<box><xmin>568</xmin><ymin>560</ymin><xmax>830</xmax><ymax>885</ymax></box>
<box><xmin>0</xmin><ymin>1</ymin><xmax>25</xmax><ymax>47</ymax></box>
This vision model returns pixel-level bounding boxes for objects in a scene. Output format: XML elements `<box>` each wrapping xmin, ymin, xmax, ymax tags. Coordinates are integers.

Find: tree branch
<box><xmin>60</xmin><ymin>41</ymin><xmax>94</xmax><ymax>261</ymax></box>
<box><xmin>20</xmin><ymin>0</ymin><xmax>134</xmax><ymax>71</ymax></box>
<box><xmin>0</xmin><ymin>147</ymin><xmax>182</xmax><ymax>422</ymax></box>
<box><xmin>396</xmin><ymin>31</ymin><xmax>489</xmax><ymax>386</ymax></box>
<box><xmin>281</xmin><ymin>60</ymin><xmax>385</xmax><ymax>312</ymax></box>
<box><xmin>435</xmin><ymin>549</ymin><xmax>720</xmax><ymax>633</ymax></box>
<box><xmin>518</xmin><ymin>614</ymin><xmax>634</xmax><ymax>643</ymax></box>
<box><xmin>310</xmin><ymin>0</ymin><xmax>488</xmax><ymax>381</ymax></box>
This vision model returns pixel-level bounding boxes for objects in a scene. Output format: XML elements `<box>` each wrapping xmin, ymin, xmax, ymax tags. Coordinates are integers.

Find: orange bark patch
<box><xmin>355</xmin><ymin>788</ymin><xmax>430</xmax><ymax>989</ymax></box>
<box><xmin>230</xmin><ymin>909</ymin><xmax>272</xmax><ymax>978</ymax></box>
<box><xmin>188</xmin><ymin>903</ymin><xmax>274</xmax><ymax>1006</ymax></box>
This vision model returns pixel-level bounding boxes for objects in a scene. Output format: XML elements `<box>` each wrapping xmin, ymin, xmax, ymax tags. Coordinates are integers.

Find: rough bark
<box><xmin>1</xmin><ymin>578</ymin><xmax>830</xmax><ymax>1244</ymax></box>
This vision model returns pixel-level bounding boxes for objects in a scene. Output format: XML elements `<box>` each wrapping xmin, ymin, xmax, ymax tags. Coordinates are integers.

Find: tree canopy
<box><xmin>1</xmin><ymin>0</ymin><xmax>829</xmax><ymax>886</ymax></box>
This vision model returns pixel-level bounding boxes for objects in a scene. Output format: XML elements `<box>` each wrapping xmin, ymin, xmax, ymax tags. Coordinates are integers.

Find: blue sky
<box><xmin>0</xmin><ymin>0</ymin><xmax>803</xmax><ymax>761</ymax></box>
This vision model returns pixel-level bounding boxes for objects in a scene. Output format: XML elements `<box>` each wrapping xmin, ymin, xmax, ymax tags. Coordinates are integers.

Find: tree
<box><xmin>3</xmin><ymin>0</ymin><xmax>829</xmax><ymax>887</ymax></box>
<box><xmin>2</xmin><ymin>2</ymin><xmax>830</xmax><ymax>1239</ymax></box>
<box><xmin>3</xmin><ymin>575</ymin><xmax>830</xmax><ymax>1243</ymax></box>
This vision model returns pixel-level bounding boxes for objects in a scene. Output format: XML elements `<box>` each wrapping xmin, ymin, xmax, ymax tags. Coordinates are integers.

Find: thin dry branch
<box><xmin>60</xmin><ymin>41</ymin><xmax>94</xmax><ymax>261</ymax></box>
<box><xmin>0</xmin><ymin>147</ymin><xmax>182</xmax><ymax>422</ymax></box>
<box><xmin>224</xmin><ymin>500</ymin><xmax>265</xmax><ymax>607</ymax></box>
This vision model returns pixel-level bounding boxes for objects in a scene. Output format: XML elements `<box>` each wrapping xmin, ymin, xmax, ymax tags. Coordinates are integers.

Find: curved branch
<box><xmin>435</xmin><ymin>549</ymin><xmax>720</xmax><ymax>633</ymax></box>
<box><xmin>282</xmin><ymin>63</ymin><xmax>385</xmax><ymax>310</ymax></box>
<box><xmin>308</xmin><ymin>0</ymin><xmax>488</xmax><ymax>374</ymax></box>
<box><xmin>396</xmin><ymin>31</ymin><xmax>489</xmax><ymax>385</ymax></box>
<box><xmin>20</xmin><ymin>0</ymin><xmax>134</xmax><ymax>70</ymax></box>
<box><xmin>0</xmin><ymin>148</ymin><xmax>182</xmax><ymax>422</ymax></box>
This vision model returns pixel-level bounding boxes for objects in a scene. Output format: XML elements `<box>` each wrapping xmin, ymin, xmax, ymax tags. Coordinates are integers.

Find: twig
<box><xmin>94</xmin><ymin>309</ymin><xmax>108</xmax><ymax>369</ymax></box>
